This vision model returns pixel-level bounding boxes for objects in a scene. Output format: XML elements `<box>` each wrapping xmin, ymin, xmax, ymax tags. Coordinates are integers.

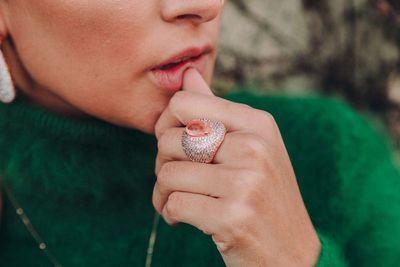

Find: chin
<box><xmin>131</xmin><ymin>103</ymin><xmax>166</xmax><ymax>135</ymax></box>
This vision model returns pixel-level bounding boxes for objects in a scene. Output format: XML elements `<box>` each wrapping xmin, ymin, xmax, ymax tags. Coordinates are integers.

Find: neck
<box><xmin>17</xmin><ymin>85</ymin><xmax>89</xmax><ymax>119</ymax></box>
<box><xmin>3</xmin><ymin>38</ymin><xmax>88</xmax><ymax>119</ymax></box>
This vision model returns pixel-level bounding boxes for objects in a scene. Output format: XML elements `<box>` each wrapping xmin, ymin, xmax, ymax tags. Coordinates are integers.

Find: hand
<box><xmin>152</xmin><ymin>68</ymin><xmax>321</xmax><ymax>267</ymax></box>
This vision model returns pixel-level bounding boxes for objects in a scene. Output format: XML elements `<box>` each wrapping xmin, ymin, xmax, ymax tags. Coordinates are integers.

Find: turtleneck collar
<box><xmin>0</xmin><ymin>95</ymin><xmax>157</xmax><ymax>148</ymax></box>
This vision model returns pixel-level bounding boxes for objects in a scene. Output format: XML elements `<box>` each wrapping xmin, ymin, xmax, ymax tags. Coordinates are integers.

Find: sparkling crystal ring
<box><xmin>181</xmin><ymin>118</ymin><xmax>227</xmax><ymax>163</ymax></box>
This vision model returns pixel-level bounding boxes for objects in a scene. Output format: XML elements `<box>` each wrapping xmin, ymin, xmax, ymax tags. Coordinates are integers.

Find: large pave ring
<box><xmin>181</xmin><ymin>118</ymin><xmax>227</xmax><ymax>163</ymax></box>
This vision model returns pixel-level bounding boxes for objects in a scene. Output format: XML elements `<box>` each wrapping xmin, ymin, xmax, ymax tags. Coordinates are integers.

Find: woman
<box><xmin>0</xmin><ymin>0</ymin><xmax>399</xmax><ymax>266</ymax></box>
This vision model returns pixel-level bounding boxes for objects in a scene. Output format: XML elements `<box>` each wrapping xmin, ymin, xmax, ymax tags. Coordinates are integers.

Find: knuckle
<box><xmin>157</xmin><ymin>162</ymin><xmax>175</xmax><ymax>188</ymax></box>
<box><xmin>241</xmin><ymin>135</ymin><xmax>268</xmax><ymax>158</ymax></box>
<box><xmin>157</xmin><ymin>131</ymin><xmax>168</xmax><ymax>152</ymax></box>
<box><xmin>154</xmin><ymin>156</ymin><xmax>162</xmax><ymax>176</ymax></box>
<box><xmin>263</xmin><ymin>112</ymin><xmax>281</xmax><ymax>137</ymax></box>
<box><xmin>222</xmin><ymin>203</ymin><xmax>254</xmax><ymax>243</ymax></box>
<box><xmin>243</xmin><ymin>184</ymin><xmax>270</xmax><ymax>213</ymax></box>
<box><xmin>256</xmin><ymin>110</ymin><xmax>278</xmax><ymax>132</ymax></box>
<box><xmin>238</xmin><ymin>103</ymin><xmax>255</xmax><ymax>116</ymax></box>
<box><xmin>237</xmin><ymin>102</ymin><xmax>252</xmax><ymax>110</ymax></box>
<box><xmin>242</xmin><ymin>185</ymin><xmax>265</xmax><ymax>208</ymax></box>
<box><xmin>156</xmin><ymin>128</ymin><xmax>174</xmax><ymax>154</ymax></box>
<box><xmin>229</xmin><ymin>102</ymin><xmax>253</xmax><ymax>118</ymax></box>
<box><xmin>154</xmin><ymin>119</ymin><xmax>163</xmax><ymax>140</ymax></box>
<box><xmin>245</xmin><ymin>170</ymin><xmax>266</xmax><ymax>188</ymax></box>
<box><xmin>231</xmin><ymin>171</ymin><xmax>267</xmax><ymax>210</ymax></box>
<box><xmin>165</xmin><ymin>192</ymin><xmax>182</xmax><ymax>218</ymax></box>
<box><xmin>260</xmin><ymin>110</ymin><xmax>276</xmax><ymax>124</ymax></box>
<box><xmin>230</xmin><ymin>169</ymin><xmax>256</xmax><ymax>192</ymax></box>
<box><xmin>237</xmin><ymin>103</ymin><xmax>273</xmax><ymax>122</ymax></box>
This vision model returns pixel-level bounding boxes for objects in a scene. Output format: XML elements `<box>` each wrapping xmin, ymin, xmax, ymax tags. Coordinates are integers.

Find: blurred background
<box><xmin>213</xmin><ymin>0</ymin><xmax>400</xmax><ymax>155</ymax></box>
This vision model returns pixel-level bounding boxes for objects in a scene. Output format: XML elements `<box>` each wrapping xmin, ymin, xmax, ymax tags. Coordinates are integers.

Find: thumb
<box><xmin>182</xmin><ymin>68</ymin><xmax>214</xmax><ymax>96</ymax></box>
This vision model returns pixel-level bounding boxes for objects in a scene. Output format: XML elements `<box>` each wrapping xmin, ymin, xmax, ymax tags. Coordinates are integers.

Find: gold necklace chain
<box><xmin>1</xmin><ymin>178</ymin><xmax>160</xmax><ymax>267</ymax></box>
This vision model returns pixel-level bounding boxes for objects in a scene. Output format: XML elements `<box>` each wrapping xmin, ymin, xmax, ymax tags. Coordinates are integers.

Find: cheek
<box><xmin>10</xmin><ymin>0</ymin><xmax>156</xmax><ymax>86</ymax></box>
<box><xmin>46</xmin><ymin>3</ymin><xmax>152</xmax><ymax>64</ymax></box>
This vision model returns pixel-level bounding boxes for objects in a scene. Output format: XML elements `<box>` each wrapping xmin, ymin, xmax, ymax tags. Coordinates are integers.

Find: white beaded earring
<box><xmin>0</xmin><ymin>35</ymin><xmax>16</xmax><ymax>103</ymax></box>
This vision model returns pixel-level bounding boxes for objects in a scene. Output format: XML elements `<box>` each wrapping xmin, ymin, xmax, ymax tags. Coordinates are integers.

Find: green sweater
<box><xmin>0</xmin><ymin>92</ymin><xmax>399</xmax><ymax>266</ymax></box>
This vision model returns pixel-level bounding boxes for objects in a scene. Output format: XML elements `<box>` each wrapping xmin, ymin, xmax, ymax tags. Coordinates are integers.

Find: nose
<box><xmin>160</xmin><ymin>0</ymin><xmax>223</xmax><ymax>25</ymax></box>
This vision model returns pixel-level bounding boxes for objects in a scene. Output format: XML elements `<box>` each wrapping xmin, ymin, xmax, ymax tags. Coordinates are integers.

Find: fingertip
<box><xmin>182</xmin><ymin>68</ymin><xmax>214</xmax><ymax>96</ymax></box>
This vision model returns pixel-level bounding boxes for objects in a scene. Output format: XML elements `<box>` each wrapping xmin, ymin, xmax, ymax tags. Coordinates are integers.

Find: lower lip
<box><xmin>151</xmin><ymin>54</ymin><xmax>208</xmax><ymax>92</ymax></box>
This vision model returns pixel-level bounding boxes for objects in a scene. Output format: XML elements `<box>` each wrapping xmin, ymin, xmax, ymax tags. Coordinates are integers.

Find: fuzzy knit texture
<box><xmin>0</xmin><ymin>91</ymin><xmax>399</xmax><ymax>266</ymax></box>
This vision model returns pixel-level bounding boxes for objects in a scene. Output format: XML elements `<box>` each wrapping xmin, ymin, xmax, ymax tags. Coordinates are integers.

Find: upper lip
<box><xmin>151</xmin><ymin>45</ymin><xmax>212</xmax><ymax>70</ymax></box>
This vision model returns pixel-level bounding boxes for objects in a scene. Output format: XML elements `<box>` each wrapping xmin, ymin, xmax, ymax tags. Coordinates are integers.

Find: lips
<box><xmin>151</xmin><ymin>47</ymin><xmax>211</xmax><ymax>92</ymax></box>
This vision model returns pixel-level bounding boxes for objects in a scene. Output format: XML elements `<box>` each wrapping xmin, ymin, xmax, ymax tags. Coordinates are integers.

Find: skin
<box><xmin>0</xmin><ymin>0</ymin><xmax>321</xmax><ymax>266</ymax></box>
<box><xmin>0</xmin><ymin>0</ymin><xmax>221</xmax><ymax>133</ymax></box>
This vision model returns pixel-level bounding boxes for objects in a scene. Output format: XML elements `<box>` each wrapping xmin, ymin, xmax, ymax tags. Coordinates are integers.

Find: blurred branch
<box><xmin>216</xmin><ymin>0</ymin><xmax>400</xmax><ymax>146</ymax></box>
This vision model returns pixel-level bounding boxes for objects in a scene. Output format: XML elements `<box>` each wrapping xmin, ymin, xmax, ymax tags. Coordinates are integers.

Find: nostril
<box><xmin>177</xmin><ymin>14</ymin><xmax>202</xmax><ymax>20</ymax></box>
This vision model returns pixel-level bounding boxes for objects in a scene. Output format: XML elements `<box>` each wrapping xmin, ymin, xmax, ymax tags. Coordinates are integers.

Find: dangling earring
<box><xmin>0</xmin><ymin>35</ymin><xmax>16</xmax><ymax>103</ymax></box>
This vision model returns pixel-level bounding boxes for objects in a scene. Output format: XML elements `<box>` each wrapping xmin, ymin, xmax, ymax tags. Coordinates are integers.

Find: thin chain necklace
<box><xmin>1</xmin><ymin>179</ymin><xmax>160</xmax><ymax>267</ymax></box>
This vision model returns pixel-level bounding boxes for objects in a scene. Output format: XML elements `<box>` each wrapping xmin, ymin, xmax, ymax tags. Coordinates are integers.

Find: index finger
<box><xmin>182</xmin><ymin>68</ymin><xmax>214</xmax><ymax>96</ymax></box>
<box><xmin>154</xmin><ymin>70</ymin><xmax>266</xmax><ymax>140</ymax></box>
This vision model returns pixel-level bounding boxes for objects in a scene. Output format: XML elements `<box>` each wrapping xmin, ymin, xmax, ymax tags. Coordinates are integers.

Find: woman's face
<box><xmin>0</xmin><ymin>0</ymin><xmax>224</xmax><ymax>133</ymax></box>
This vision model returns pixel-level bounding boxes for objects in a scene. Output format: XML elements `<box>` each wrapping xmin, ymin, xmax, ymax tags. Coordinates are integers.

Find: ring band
<box><xmin>181</xmin><ymin>118</ymin><xmax>227</xmax><ymax>163</ymax></box>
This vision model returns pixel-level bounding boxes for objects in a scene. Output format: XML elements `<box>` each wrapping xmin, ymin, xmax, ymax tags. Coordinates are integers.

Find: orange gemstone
<box><xmin>186</xmin><ymin>120</ymin><xmax>213</xmax><ymax>137</ymax></box>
